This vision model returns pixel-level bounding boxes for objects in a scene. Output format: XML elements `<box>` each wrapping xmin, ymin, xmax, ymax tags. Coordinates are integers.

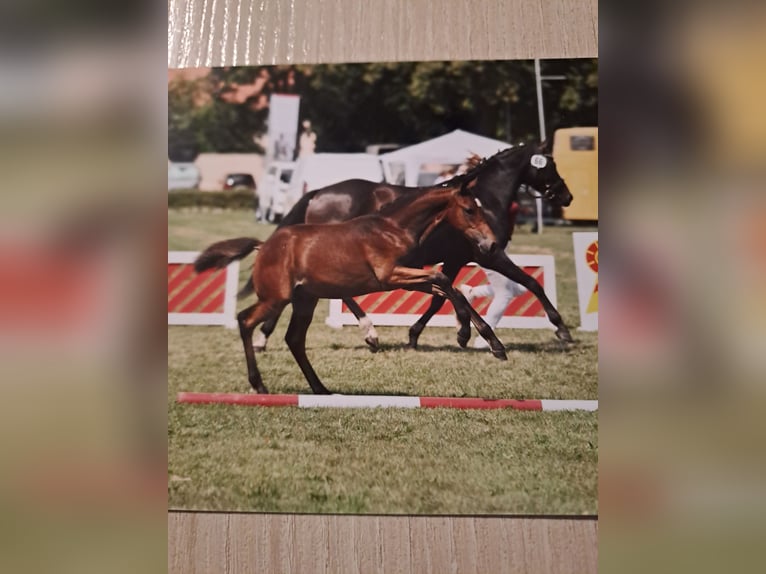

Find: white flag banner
<box><xmin>267</xmin><ymin>94</ymin><xmax>300</xmax><ymax>161</ymax></box>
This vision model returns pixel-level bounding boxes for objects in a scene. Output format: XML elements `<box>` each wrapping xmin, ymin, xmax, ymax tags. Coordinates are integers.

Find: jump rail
<box><xmin>177</xmin><ymin>392</ymin><xmax>597</xmax><ymax>411</ymax></box>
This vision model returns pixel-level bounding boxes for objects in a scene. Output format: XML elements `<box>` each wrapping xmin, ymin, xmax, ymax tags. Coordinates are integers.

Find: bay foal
<box><xmin>194</xmin><ymin>183</ymin><xmax>504</xmax><ymax>394</ymax></box>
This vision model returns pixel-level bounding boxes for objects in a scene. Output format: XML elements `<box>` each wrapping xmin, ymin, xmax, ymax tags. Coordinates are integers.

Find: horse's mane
<box><xmin>438</xmin><ymin>144</ymin><xmax>530</xmax><ymax>188</ymax></box>
<box><xmin>377</xmin><ymin>143</ymin><xmax>533</xmax><ymax>215</ymax></box>
<box><xmin>377</xmin><ymin>184</ymin><xmax>452</xmax><ymax>216</ymax></box>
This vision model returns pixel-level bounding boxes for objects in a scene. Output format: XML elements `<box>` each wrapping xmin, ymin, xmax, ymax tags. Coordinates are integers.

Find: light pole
<box><xmin>533</xmin><ymin>58</ymin><xmax>566</xmax><ymax>234</ymax></box>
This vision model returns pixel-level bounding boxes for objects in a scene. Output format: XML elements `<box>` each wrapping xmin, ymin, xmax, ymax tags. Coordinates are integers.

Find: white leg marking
<box><xmin>253</xmin><ymin>330</ymin><xmax>268</xmax><ymax>350</ymax></box>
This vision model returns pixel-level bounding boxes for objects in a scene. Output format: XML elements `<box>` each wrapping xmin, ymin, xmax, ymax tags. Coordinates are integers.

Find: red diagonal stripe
<box><xmin>370</xmin><ymin>290</ymin><xmax>409</xmax><ymax>314</ymax></box>
<box><xmin>200</xmin><ymin>291</ymin><xmax>225</xmax><ymax>313</ymax></box>
<box><xmin>168</xmin><ymin>269</ymin><xmax>217</xmax><ymax>312</ymax></box>
<box><xmin>503</xmin><ymin>267</ymin><xmax>543</xmax><ymax>317</ymax></box>
<box><xmin>454</xmin><ymin>266</ymin><xmax>482</xmax><ymax>286</ymax></box>
<box><xmin>342</xmin><ymin>294</ymin><xmax>373</xmax><ymax>313</ymax></box>
<box><xmin>524</xmin><ymin>266</ymin><xmax>544</xmax><ymax>286</ymax></box>
<box><xmin>359</xmin><ymin>292</ymin><xmax>387</xmax><ymax>313</ymax></box>
<box><xmin>178</xmin><ymin>270</ymin><xmax>227</xmax><ymax>313</ymax></box>
<box><xmin>385</xmin><ymin>291</ymin><xmax>422</xmax><ymax>314</ymax></box>
<box><xmin>395</xmin><ymin>291</ymin><xmax>431</xmax><ymax>314</ymax></box>
<box><xmin>168</xmin><ymin>264</ymin><xmax>194</xmax><ymax>296</ymax></box>
<box><xmin>412</xmin><ymin>294</ymin><xmax>437</xmax><ymax>315</ymax></box>
<box><xmin>520</xmin><ymin>298</ymin><xmax>544</xmax><ymax>317</ymax></box>
<box><xmin>167</xmin><ymin>264</ymin><xmax>180</xmax><ymax>281</ymax></box>
<box><xmin>503</xmin><ymin>291</ymin><xmax>534</xmax><ymax>316</ymax></box>
<box><xmin>473</xmin><ymin>296</ymin><xmax>491</xmax><ymax>314</ymax></box>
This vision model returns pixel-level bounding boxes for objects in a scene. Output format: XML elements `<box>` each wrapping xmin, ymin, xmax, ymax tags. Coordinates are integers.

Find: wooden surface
<box><xmin>169</xmin><ymin>513</ymin><xmax>598</xmax><ymax>573</ymax></box>
<box><xmin>168</xmin><ymin>0</ymin><xmax>598</xmax><ymax>66</ymax></box>
<box><xmin>168</xmin><ymin>1</ymin><xmax>598</xmax><ymax>572</ymax></box>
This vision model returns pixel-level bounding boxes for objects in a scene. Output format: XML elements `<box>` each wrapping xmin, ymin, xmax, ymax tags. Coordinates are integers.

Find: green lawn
<box><xmin>168</xmin><ymin>208</ymin><xmax>598</xmax><ymax>515</ymax></box>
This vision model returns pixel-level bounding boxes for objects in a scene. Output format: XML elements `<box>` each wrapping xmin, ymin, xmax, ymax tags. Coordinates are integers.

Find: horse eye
<box><xmin>463</xmin><ymin>206</ymin><xmax>475</xmax><ymax>215</ymax></box>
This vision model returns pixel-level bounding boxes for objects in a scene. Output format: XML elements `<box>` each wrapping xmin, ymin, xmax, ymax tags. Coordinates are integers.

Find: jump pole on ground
<box><xmin>177</xmin><ymin>392</ymin><xmax>597</xmax><ymax>411</ymax></box>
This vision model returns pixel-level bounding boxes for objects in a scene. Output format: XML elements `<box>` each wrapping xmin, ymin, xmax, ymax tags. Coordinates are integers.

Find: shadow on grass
<box><xmin>371</xmin><ymin>340</ymin><xmax>577</xmax><ymax>355</ymax></box>
<box><xmin>275</xmin><ymin>386</ymin><xmax>423</xmax><ymax>397</ymax></box>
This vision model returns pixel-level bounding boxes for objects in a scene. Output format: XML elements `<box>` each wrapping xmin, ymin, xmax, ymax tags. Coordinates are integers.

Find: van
<box><xmin>257</xmin><ymin>161</ymin><xmax>295</xmax><ymax>222</ymax></box>
<box><xmin>553</xmin><ymin>127</ymin><xmax>598</xmax><ymax>221</ymax></box>
<box><xmin>168</xmin><ymin>161</ymin><xmax>201</xmax><ymax>190</ymax></box>
<box><xmin>282</xmin><ymin>153</ymin><xmax>384</xmax><ymax>216</ymax></box>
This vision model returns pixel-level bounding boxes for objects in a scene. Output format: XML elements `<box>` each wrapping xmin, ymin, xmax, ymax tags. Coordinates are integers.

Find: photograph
<box><xmin>168</xmin><ymin>58</ymin><xmax>598</xmax><ymax>515</ymax></box>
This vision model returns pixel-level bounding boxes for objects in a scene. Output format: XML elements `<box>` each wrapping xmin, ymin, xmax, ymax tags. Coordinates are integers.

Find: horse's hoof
<box><xmin>408</xmin><ymin>324</ymin><xmax>424</xmax><ymax>349</ymax></box>
<box><xmin>365</xmin><ymin>336</ymin><xmax>380</xmax><ymax>352</ymax></box>
<box><xmin>491</xmin><ymin>348</ymin><xmax>508</xmax><ymax>361</ymax></box>
<box><xmin>555</xmin><ymin>328</ymin><xmax>574</xmax><ymax>343</ymax></box>
<box><xmin>253</xmin><ymin>345</ymin><xmax>266</xmax><ymax>354</ymax></box>
<box><xmin>457</xmin><ymin>334</ymin><xmax>470</xmax><ymax>348</ymax></box>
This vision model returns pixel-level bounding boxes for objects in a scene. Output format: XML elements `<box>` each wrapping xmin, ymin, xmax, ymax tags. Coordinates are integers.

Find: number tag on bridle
<box><xmin>531</xmin><ymin>154</ymin><xmax>548</xmax><ymax>169</ymax></box>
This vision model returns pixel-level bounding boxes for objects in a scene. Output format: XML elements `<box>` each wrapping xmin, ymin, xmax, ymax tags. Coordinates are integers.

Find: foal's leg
<box><xmin>407</xmin><ymin>260</ymin><xmax>467</xmax><ymax>349</ymax></box>
<box><xmin>478</xmin><ymin>251</ymin><xmax>573</xmax><ymax>343</ymax></box>
<box><xmin>342</xmin><ymin>297</ymin><xmax>380</xmax><ymax>352</ymax></box>
<box><xmin>285</xmin><ymin>290</ymin><xmax>331</xmax><ymax>395</ymax></box>
<box><xmin>385</xmin><ymin>267</ymin><xmax>507</xmax><ymax>361</ymax></box>
<box><xmin>256</xmin><ymin>298</ymin><xmax>378</xmax><ymax>354</ymax></box>
<box><xmin>238</xmin><ymin>301</ymin><xmax>285</xmax><ymax>393</ymax></box>
<box><xmin>254</xmin><ymin>312</ymin><xmax>280</xmax><ymax>352</ymax></box>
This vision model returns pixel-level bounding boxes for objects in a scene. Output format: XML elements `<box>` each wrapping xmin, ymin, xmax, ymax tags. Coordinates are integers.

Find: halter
<box><xmin>446</xmin><ymin>147</ymin><xmax>565</xmax><ymax>203</ymax></box>
<box><xmin>523</xmin><ymin>154</ymin><xmax>566</xmax><ymax>202</ymax></box>
<box><xmin>523</xmin><ymin>179</ymin><xmax>566</xmax><ymax>201</ymax></box>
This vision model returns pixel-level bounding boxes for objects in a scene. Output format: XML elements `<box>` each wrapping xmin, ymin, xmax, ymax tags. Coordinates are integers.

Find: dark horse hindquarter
<box><xmin>304</xmin><ymin>180</ymin><xmax>402</xmax><ymax>224</ymax></box>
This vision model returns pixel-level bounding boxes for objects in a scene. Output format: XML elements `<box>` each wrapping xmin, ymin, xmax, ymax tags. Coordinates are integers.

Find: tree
<box><xmin>538</xmin><ymin>59</ymin><xmax>599</xmax><ymax>136</ymax></box>
<box><xmin>168</xmin><ymin>60</ymin><xmax>598</xmax><ymax>156</ymax></box>
<box><xmin>168</xmin><ymin>77</ymin><xmax>204</xmax><ymax>161</ymax></box>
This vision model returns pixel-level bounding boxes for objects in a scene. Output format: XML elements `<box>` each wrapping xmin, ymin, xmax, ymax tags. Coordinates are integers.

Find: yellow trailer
<box><xmin>553</xmin><ymin>127</ymin><xmax>598</xmax><ymax>221</ymax></box>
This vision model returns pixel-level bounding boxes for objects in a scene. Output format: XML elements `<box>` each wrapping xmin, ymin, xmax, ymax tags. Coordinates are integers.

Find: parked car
<box><xmin>168</xmin><ymin>161</ymin><xmax>200</xmax><ymax>190</ymax></box>
<box><xmin>283</xmin><ymin>153</ymin><xmax>384</xmax><ymax>216</ymax></box>
<box><xmin>257</xmin><ymin>161</ymin><xmax>295</xmax><ymax>222</ymax></box>
<box><xmin>223</xmin><ymin>173</ymin><xmax>256</xmax><ymax>191</ymax></box>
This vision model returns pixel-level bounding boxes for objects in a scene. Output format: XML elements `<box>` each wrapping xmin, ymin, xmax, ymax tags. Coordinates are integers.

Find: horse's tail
<box><xmin>237</xmin><ymin>277</ymin><xmax>255</xmax><ymax>299</ymax></box>
<box><xmin>194</xmin><ymin>237</ymin><xmax>262</xmax><ymax>273</ymax></box>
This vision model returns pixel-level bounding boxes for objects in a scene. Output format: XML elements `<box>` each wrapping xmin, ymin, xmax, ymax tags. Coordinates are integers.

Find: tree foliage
<box><xmin>168</xmin><ymin>59</ymin><xmax>598</xmax><ymax>157</ymax></box>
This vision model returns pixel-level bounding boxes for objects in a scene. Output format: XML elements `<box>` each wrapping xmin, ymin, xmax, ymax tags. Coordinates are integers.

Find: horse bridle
<box><xmin>526</xmin><ymin>179</ymin><xmax>566</xmax><ymax>202</ymax></box>
<box><xmin>523</xmin><ymin>154</ymin><xmax>566</xmax><ymax>202</ymax></box>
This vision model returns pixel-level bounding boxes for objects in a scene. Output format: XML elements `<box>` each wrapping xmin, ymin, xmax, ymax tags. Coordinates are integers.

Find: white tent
<box><xmin>379</xmin><ymin>129</ymin><xmax>511</xmax><ymax>186</ymax></box>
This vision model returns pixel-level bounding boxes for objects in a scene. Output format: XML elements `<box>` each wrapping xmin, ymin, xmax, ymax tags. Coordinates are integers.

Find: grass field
<box><xmin>168</xmin><ymin>208</ymin><xmax>598</xmax><ymax>515</ymax></box>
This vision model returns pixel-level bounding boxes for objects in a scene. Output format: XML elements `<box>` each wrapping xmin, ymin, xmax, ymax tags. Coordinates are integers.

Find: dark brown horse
<box><xmin>194</xmin><ymin>183</ymin><xmax>503</xmax><ymax>394</ymax></box>
<box><xmin>248</xmin><ymin>141</ymin><xmax>574</xmax><ymax>353</ymax></box>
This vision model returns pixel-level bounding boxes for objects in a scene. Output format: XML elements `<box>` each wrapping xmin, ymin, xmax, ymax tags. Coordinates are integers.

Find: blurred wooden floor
<box><xmin>168</xmin><ymin>1</ymin><xmax>598</xmax><ymax>572</ymax></box>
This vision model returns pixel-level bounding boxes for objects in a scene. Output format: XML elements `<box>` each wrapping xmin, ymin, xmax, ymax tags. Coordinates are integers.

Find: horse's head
<box><xmin>445</xmin><ymin>183</ymin><xmax>497</xmax><ymax>256</ymax></box>
<box><xmin>522</xmin><ymin>142</ymin><xmax>573</xmax><ymax>207</ymax></box>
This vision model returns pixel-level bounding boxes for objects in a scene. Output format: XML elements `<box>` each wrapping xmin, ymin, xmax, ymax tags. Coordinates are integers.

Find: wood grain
<box><xmin>169</xmin><ymin>513</ymin><xmax>598</xmax><ymax>573</ymax></box>
<box><xmin>168</xmin><ymin>0</ymin><xmax>598</xmax><ymax>571</ymax></box>
<box><xmin>168</xmin><ymin>0</ymin><xmax>598</xmax><ymax>67</ymax></box>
